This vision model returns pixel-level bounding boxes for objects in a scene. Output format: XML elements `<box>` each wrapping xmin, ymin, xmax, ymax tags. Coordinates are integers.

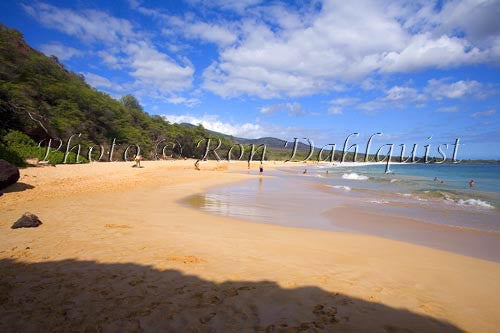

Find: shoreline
<box><xmin>185</xmin><ymin>168</ymin><xmax>500</xmax><ymax>262</ymax></box>
<box><xmin>1</xmin><ymin>160</ymin><xmax>499</xmax><ymax>331</ymax></box>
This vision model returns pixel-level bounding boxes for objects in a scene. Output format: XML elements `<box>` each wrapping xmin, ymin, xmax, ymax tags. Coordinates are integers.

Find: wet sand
<box><xmin>188</xmin><ymin>169</ymin><xmax>500</xmax><ymax>262</ymax></box>
<box><xmin>0</xmin><ymin>160</ymin><xmax>499</xmax><ymax>332</ymax></box>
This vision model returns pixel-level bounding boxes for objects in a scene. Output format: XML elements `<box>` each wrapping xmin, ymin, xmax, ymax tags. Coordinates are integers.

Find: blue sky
<box><xmin>1</xmin><ymin>0</ymin><xmax>499</xmax><ymax>159</ymax></box>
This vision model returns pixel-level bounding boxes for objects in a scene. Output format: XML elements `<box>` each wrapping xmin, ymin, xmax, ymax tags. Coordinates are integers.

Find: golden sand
<box><xmin>0</xmin><ymin>160</ymin><xmax>499</xmax><ymax>332</ymax></box>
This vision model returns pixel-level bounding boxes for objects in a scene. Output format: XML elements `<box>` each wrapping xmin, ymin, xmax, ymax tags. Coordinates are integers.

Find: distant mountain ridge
<box><xmin>180</xmin><ymin>123</ymin><xmax>313</xmax><ymax>151</ymax></box>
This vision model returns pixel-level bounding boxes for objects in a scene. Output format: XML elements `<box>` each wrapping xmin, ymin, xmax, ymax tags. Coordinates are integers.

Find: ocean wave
<box><xmin>456</xmin><ymin>198</ymin><xmax>494</xmax><ymax>209</ymax></box>
<box><xmin>403</xmin><ymin>190</ymin><xmax>495</xmax><ymax>209</ymax></box>
<box><xmin>342</xmin><ymin>173</ymin><xmax>368</xmax><ymax>180</ymax></box>
<box><xmin>326</xmin><ymin>184</ymin><xmax>351</xmax><ymax>191</ymax></box>
<box><xmin>333</xmin><ymin>185</ymin><xmax>351</xmax><ymax>191</ymax></box>
<box><xmin>369</xmin><ymin>199</ymin><xmax>389</xmax><ymax>204</ymax></box>
<box><xmin>372</xmin><ymin>177</ymin><xmax>400</xmax><ymax>184</ymax></box>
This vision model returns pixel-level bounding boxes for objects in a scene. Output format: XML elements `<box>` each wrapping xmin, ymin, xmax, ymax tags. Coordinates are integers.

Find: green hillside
<box><xmin>0</xmin><ymin>23</ymin><xmax>221</xmax><ymax>165</ymax></box>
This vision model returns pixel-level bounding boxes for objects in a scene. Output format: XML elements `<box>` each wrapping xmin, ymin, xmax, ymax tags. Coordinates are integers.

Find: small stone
<box><xmin>11</xmin><ymin>212</ymin><xmax>43</xmax><ymax>229</ymax></box>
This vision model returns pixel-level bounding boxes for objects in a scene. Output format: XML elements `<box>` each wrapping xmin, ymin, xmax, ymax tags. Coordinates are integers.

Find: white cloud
<box><xmin>436</xmin><ymin>106</ymin><xmax>459</xmax><ymax>113</ymax></box>
<box><xmin>198</xmin><ymin>0</ymin><xmax>499</xmax><ymax>98</ymax></box>
<box><xmin>355</xmin><ymin>78</ymin><xmax>485</xmax><ymax>111</ymax></box>
<box><xmin>162</xmin><ymin>114</ymin><xmax>265</xmax><ymax>138</ymax></box>
<box><xmin>82</xmin><ymin>72</ymin><xmax>117</xmax><ymax>89</ymax></box>
<box><xmin>24</xmin><ymin>0</ymin><xmax>500</xmax><ymax>106</ymax></box>
<box><xmin>356</xmin><ymin>85</ymin><xmax>423</xmax><ymax>111</ymax></box>
<box><xmin>384</xmin><ymin>86</ymin><xmax>421</xmax><ymax>101</ymax></box>
<box><xmin>165</xmin><ymin>96</ymin><xmax>200</xmax><ymax>107</ymax></box>
<box><xmin>125</xmin><ymin>41</ymin><xmax>194</xmax><ymax>92</ymax></box>
<box><xmin>40</xmin><ymin>42</ymin><xmax>83</xmax><ymax>60</ymax></box>
<box><xmin>97</xmin><ymin>50</ymin><xmax>123</xmax><ymax>69</ymax></box>
<box><xmin>259</xmin><ymin>102</ymin><xmax>305</xmax><ymax>115</ymax></box>
<box><xmin>472</xmin><ymin>109</ymin><xmax>496</xmax><ymax>118</ymax></box>
<box><xmin>329</xmin><ymin>97</ymin><xmax>360</xmax><ymax>106</ymax></box>
<box><xmin>436</xmin><ymin>0</ymin><xmax>500</xmax><ymax>48</ymax></box>
<box><xmin>164</xmin><ymin>21</ymin><xmax>238</xmax><ymax>46</ymax></box>
<box><xmin>360</xmin><ymin>78</ymin><xmax>385</xmax><ymax>91</ymax></box>
<box><xmin>184</xmin><ymin>0</ymin><xmax>263</xmax><ymax>14</ymax></box>
<box><xmin>425</xmin><ymin>79</ymin><xmax>482</xmax><ymax>99</ymax></box>
<box><xmin>327</xmin><ymin>97</ymin><xmax>360</xmax><ymax>115</ymax></box>
<box><xmin>23</xmin><ymin>2</ymin><xmax>195</xmax><ymax>102</ymax></box>
<box><xmin>22</xmin><ymin>3</ymin><xmax>137</xmax><ymax>44</ymax></box>
<box><xmin>380</xmin><ymin>34</ymin><xmax>483</xmax><ymax>72</ymax></box>
<box><xmin>161</xmin><ymin>114</ymin><xmax>322</xmax><ymax>141</ymax></box>
<box><xmin>328</xmin><ymin>106</ymin><xmax>343</xmax><ymax>115</ymax></box>
<box><xmin>131</xmin><ymin>2</ymin><xmax>238</xmax><ymax>47</ymax></box>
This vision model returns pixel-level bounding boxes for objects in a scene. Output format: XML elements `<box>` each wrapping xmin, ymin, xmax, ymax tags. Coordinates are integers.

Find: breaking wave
<box><xmin>456</xmin><ymin>198</ymin><xmax>494</xmax><ymax>209</ymax></box>
<box><xmin>402</xmin><ymin>190</ymin><xmax>495</xmax><ymax>209</ymax></box>
<box><xmin>328</xmin><ymin>185</ymin><xmax>351</xmax><ymax>191</ymax></box>
<box><xmin>342</xmin><ymin>173</ymin><xmax>368</xmax><ymax>180</ymax></box>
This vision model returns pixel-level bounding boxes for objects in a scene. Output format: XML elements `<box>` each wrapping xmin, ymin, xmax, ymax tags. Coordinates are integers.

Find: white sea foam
<box><xmin>342</xmin><ymin>173</ymin><xmax>368</xmax><ymax>180</ymax></box>
<box><xmin>331</xmin><ymin>185</ymin><xmax>351</xmax><ymax>191</ymax></box>
<box><xmin>326</xmin><ymin>185</ymin><xmax>351</xmax><ymax>191</ymax></box>
<box><xmin>390</xmin><ymin>179</ymin><xmax>398</xmax><ymax>183</ymax></box>
<box><xmin>456</xmin><ymin>198</ymin><xmax>494</xmax><ymax>209</ymax></box>
<box><xmin>370</xmin><ymin>199</ymin><xmax>389</xmax><ymax>204</ymax></box>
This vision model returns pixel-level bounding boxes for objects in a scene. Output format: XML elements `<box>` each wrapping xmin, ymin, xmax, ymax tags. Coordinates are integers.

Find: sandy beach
<box><xmin>1</xmin><ymin>160</ymin><xmax>499</xmax><ymax>332</ymax></box>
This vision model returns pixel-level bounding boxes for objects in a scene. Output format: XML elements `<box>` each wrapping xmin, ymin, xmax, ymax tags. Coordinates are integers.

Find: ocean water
<box><xmin>315</xmin><ymin>163</ymin><xmax>500</xmax><ymax>210</ymax></box>
<box><xmin>316</xmin><ymin>163</ymin><xmax>500</xmax><ymax>208</ymax></box>
<box><xmin>185</xmin><ymin>163</ymin><xmax>500</xmax><ymax>261</ymax></box>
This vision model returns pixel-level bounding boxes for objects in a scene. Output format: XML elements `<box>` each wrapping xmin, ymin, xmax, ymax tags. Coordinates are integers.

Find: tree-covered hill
<box><xmin>0</xmin><ymin>23</ymin><xmax>219</xmax><ymax>164</ymax></box>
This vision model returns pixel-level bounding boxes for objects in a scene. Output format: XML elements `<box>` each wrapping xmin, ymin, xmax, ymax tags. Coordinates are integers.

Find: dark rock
<box><xmin>0</xmin><ymin>159</ymin><xmax>20</xmax><ymax>190</ymax></box>
<box><xmin>11</xmin><ymin>212</ymin><xmax>42</xmax><ymax>229</ymax></box>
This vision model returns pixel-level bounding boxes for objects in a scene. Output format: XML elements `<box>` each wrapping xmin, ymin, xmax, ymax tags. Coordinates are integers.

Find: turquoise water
<box><xmin>315</xmin><ymin>163</ymin><xmax>500</xmax><ymax>209</ymax></box>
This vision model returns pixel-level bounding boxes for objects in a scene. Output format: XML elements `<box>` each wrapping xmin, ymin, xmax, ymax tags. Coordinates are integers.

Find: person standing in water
<box><xmin>469</xmin><ymin>180</ymin><xmax>475</xmax><ymax>188</ymax></box>
<box><xmin>259</xmin><ymin>164</ymin><xmax>263</xmax><ymax>173</ymax></box>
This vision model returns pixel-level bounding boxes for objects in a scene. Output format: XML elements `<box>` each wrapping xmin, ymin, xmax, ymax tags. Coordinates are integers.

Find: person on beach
<box><xmin>469</xmin><ymin>179</ymin><xmax>475</xmax><ymax>188</ymax></box>
<box><xmin>303</xmin><ymin>169</ymin><xmax>307</xmax><ymax>174</ymax></box>
<box><xmin>132</xmin><ymin>154</ymin><xmax>142</xmax><ymax>168</ymax></box>
<box><xmin>259</xmin><ymin>164</ymin><xmax>263</xmax><ymax>173</ymax></box>
<box><xmin>434</xmin><ymin>177</ymin><xmax>438</xmax><ymax>182</ymax></box>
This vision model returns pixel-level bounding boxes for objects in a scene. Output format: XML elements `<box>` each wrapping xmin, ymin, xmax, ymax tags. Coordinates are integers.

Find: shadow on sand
<box><xmin>0</xmin><ymin>259</ymin><xmax>464</xmax><ymax>332</ymax></box>
<box><xmin>2</xmin><ymin>182</ymin><xmax>35</xmax><ymax>193</ymax></box>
